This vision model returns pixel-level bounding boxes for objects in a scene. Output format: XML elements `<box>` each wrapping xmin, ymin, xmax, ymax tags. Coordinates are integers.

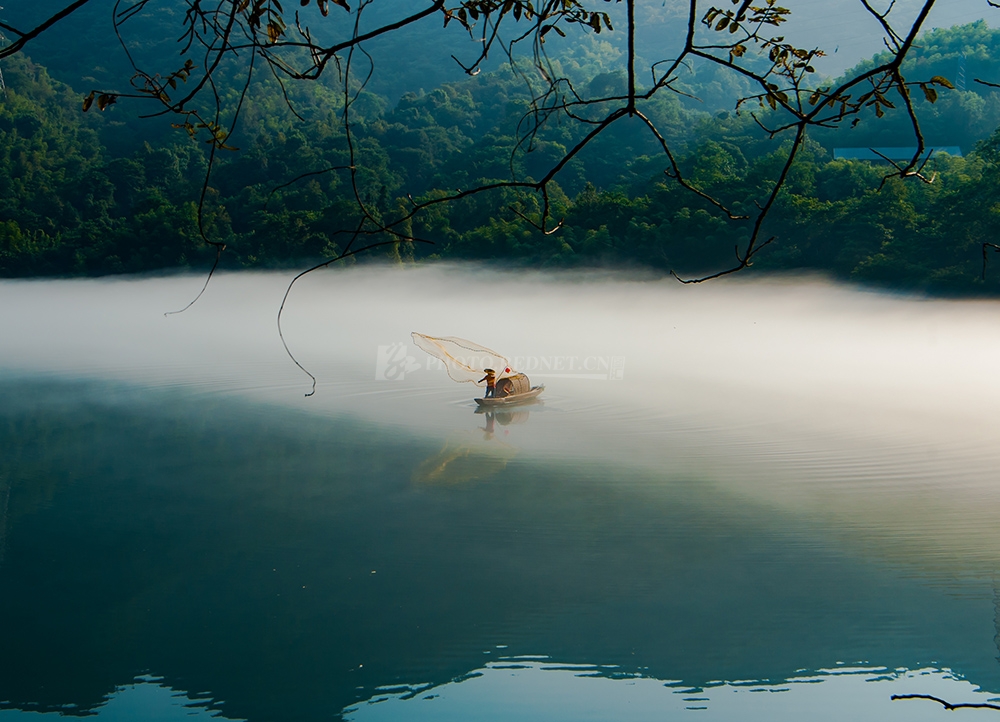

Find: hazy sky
<box><xmin>776</xmin><ymin>0</ymin><xmax>995</xmax><ymax>74</ymax></box>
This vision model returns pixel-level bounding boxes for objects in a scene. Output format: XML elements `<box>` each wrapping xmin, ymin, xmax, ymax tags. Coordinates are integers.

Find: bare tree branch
<box><xmin>0</xmin><ymin>0</ymin><xmax>94</xmax><ymax>59</ymax></box>
<box><xmin>892</xmin><ymin>693</ymin><xmax>1000</xmax><ymax>712</ymax></box>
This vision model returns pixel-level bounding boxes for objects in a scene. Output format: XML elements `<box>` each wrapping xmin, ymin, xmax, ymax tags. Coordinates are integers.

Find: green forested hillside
<box><xmin>2</xmin><ymin>18</ymin><xmax>1000</xmax><ymax>293</ymax></box>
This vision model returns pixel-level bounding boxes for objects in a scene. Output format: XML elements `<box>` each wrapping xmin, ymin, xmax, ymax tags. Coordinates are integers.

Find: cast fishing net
<box><xmin>411</xmin><ymin>333</ymin><xmax>515</xmax><ymax>386</ymax></box>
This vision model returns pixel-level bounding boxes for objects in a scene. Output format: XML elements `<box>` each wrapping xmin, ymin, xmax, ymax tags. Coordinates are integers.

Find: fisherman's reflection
<box><xmin>474</xmin><ymin>407</ymin><xmax>532</xmax><ymax>440</ymax></box>
<box><xmin>481</xmin><ymin>411</ymin><xmax>496</xmax><ymax>440</ymax></box>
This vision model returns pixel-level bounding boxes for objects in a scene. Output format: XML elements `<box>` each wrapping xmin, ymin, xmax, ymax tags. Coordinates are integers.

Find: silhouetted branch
<box><xmin>265</xmin><ymin>166</ymin><xmax>354</xmax><ymax>209</ymax></box>
<box><xmin>277</xmin><ymin>231</ymin><xmax>434</xmax><ymax>396</ymax></box>
<box><xmin>633</xmin><ymin>109</ymin><xmax>748</xmax><ymax>220</ymax></box>
<box><xmin>163</xmin><ymin>244</ymin><xmax>226</xmax><ymax>316</ymax></box>
<box><xmin>0</xmin><ymin>0</ymin><xmax>93</xmax><ymax>59</ymax></box>
<box><xmin>672</xmin><ymin>121</ymin><xmax>804</xmax><ymax>284</ymax></box>
<box><xmin>892</xmin><ymin>694</ymin><xmax>1000</xmax><ymax>711</ymax></box>
<box><xmin>982</xmin><ymin>243</ymin><xmax>1000</xmax><ymax>280</ymax></box>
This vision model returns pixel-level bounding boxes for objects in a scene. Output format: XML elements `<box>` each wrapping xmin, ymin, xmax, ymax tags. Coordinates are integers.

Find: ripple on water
<box><xmin>343</xmin><ymin>663</ymin><xmax>1000</xmax><ymax>722</ymax></box>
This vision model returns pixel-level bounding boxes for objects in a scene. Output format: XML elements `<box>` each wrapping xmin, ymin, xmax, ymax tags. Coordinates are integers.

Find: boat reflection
<box><xmin>474</xmin><ymin>405</ymin><xmax>534</xmax><ymax>435</ymax></box>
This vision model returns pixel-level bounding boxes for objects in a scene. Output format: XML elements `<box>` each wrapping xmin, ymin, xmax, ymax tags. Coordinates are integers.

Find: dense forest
<box><xmin>2</xmin><ymin>15</ymin><xmax>1000</xmax><ymax>293</ymax></box>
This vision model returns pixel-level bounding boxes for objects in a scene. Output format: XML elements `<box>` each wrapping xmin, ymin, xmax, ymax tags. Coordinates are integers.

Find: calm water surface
<box><xmin>2</xmin><ymin>266</ymin><xmax>1000</xmax><ymax>721</ymax></box>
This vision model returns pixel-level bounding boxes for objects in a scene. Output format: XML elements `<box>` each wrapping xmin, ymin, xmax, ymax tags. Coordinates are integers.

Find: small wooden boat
<box><xmin>475</xmin><ymin>385</ymin><xmax>545</xmax><ymax>407</ymax></box>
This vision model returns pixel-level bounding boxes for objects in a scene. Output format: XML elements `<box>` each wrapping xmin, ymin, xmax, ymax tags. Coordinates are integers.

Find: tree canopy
<box><xmin>0</xmin><ymin>0</ymin><xmax>998</xmax><ymax>292</ymax></box>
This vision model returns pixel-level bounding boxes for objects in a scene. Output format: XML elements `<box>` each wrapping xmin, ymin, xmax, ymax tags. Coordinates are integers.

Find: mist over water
<box><xmin>5</xmin><ymin>264</ymin><xmax>1000</xmax><ymax>425</ymax></box>
<box><xmin>5</xmin><ymin>265</ymin><xmax>1000</xmax><ymax>570</ymax></box>
<box><xmin>5</xmin><ymin>264</ymin><xmax>1000</xmax><ymax>471</ymax></box>
<box><xmin>3</xmin><ymin>264</ymin><xmax>1000</xmax><ymax>721</ymax></box>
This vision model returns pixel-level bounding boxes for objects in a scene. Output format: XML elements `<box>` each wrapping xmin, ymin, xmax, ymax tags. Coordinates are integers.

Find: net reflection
<box><xmin>411</xmin><ymin>406</ymin><xmax>536</xmax><ymax>484</ymax></box>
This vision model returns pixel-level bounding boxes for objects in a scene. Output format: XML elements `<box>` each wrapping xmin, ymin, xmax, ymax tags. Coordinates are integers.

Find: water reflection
<box><xmin>344</xmin><ymin>662</ymin><xmax>1000</xmax><ymax>722</ymax></box>
<box><xmin>0</xmin><ymin>472</ymin><xmax>10</xmax><ymax>567</ymax></box>
<box><xmin>412</xmin><ymin>431</ymin><xmax>517</xmax><ymax>484</ymax></box>
<box><xmin>410</xmin><ymin>406</ymin><xmax>534</xmax><ymax>483</ymax></box>
<box><xmin>0</xmin><ymin>676</ymin><xmax>240</xmax><ymax>721</ymax></box>
<box><xmin>3</xmin><ymin>269</ymin><xmax>1000</xmax><ymax>721</ymax></box>
<box><xmin>0</xmin><ymin>377</ymin><xmax>998</xmax><ymax>721</ymax></box>
<box><xmin>996</xmin><ymin>584</ymin><xmax>1000</xmax><ymax>662</ymax></box>
<box><xmin>475</xmin><ymin>405</ymin><xmax>534</xmax><ymax>441</ymax></box>
<box><xmin>474</xmin><ymin>404</ymin><xmax>536</xmax><ymax>425</ymax></box>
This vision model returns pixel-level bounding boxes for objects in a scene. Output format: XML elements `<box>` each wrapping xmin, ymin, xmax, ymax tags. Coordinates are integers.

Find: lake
<box><xmin>2</xmin><ymin>265</ymin><xmax>1000</xmax><ymax>721</ymax></box>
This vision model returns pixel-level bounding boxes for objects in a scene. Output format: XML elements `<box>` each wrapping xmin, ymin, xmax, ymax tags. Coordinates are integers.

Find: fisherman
<box><xmin>479</xmin><ymin>368</ymin><xmax>496</xmax><ymax>398</ymax></box>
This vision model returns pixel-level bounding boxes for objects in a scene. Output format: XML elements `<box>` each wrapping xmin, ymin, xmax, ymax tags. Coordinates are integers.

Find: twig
<box><xmin>892</xmin><ymin>694</ymin><xmax>1000</xmax><ymax>711</ymax></box>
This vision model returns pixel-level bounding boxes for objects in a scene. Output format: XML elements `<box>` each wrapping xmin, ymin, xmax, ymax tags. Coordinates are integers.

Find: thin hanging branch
<box><xmin>982</xmin><ymin>243</ymin><xmax>1000</xmax><ymax>280</ymax></box>
<box><xmin>163</xmin><ymin>245</ymin><xmax>226</xmax><ymax>317</ymax></box>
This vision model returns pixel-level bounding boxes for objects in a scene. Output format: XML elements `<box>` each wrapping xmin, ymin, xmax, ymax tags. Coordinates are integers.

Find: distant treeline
<box><xmin>2</xmin><ymin>21</ymin><xmax>1000</xmax><ymax>293</ymax></box>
